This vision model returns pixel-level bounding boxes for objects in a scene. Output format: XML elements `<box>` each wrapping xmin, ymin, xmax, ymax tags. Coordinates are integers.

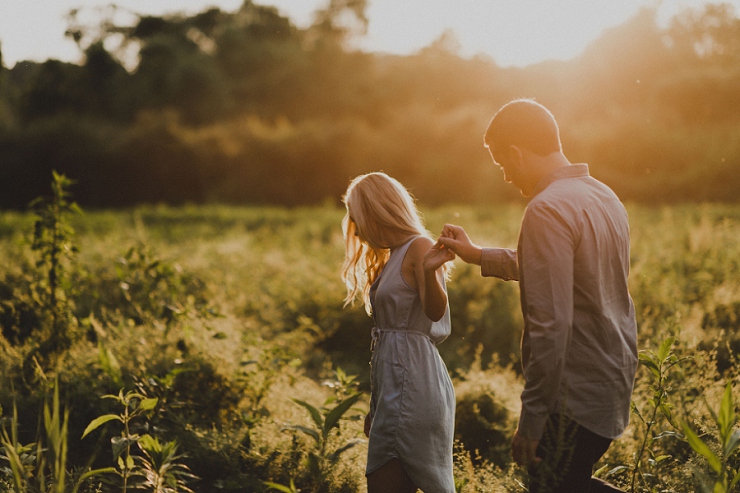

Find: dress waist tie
<box><xmin>370</xmin><ymin>327</ymin><xmax>434</xmax><ymax>352</ymax></box>
<box><xmin>368</xmin><ymin>327</ymin><xmax>434</xmax><ymax>418</ymax></box>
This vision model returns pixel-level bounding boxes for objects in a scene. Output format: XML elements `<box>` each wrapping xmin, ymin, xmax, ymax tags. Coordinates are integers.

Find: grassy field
<box><xmin>1</xmin><ymin>202</ymin><xmax>740</xmax><ymax>493</ymax></box>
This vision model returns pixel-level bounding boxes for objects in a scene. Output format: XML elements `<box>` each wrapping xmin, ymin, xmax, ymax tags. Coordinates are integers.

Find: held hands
<box><xmin>423</xmin><ymin>240</ymin><xmax>456</xmax><ymax>273</ymax></box>
<box><xmin>437</xmin><ymin>224</ymin><xmax>483</xmax><ymax>266</ymax></box>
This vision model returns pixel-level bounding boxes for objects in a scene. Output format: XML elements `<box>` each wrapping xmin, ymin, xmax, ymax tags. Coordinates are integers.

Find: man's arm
<box><xmin>516</xmin><ymin>203</ymin><xmax>575</xmax><ymax>442</ymax></box>
<box><xmin>481</xmin><ymin>248</ymin><xmax>519</xmax><ymax>280</ymax></box>
<box><xmin>438</xmin><ymin>224</ymin><xmax>519</xmax><ymax>280</ymax></box>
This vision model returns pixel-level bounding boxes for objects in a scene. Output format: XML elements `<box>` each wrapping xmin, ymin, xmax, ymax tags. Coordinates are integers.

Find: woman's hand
<box><xmin>437</xmin><ymin>224</ymin><xmax>482</xmax><ymax>265</ymax></box>
<box><xmin>422</xmin><ymin>241</ymin><xmax>456</xmax><ymax>273</ymax></box>
<box><xmin>364</xmin><ymin>412</ymin><xmax>372</xmax><ymax>438</ymax></box>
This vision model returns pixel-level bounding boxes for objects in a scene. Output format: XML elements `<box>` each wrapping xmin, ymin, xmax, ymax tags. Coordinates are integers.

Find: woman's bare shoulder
<box><xmin>406</xmin><ymin>236</ymin><xmax>433</xmax><ymax>260</ymax></box>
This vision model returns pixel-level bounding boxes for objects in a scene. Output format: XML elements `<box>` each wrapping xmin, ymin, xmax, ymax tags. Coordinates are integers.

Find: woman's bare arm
<box><xmin>404</xmin><ymin>237</ymin><xmax>454</xmax><ymax>322</ymax></box>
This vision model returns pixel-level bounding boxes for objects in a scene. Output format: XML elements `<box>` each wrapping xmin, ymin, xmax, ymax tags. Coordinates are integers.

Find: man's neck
<box><xmin>522</xmin><ymin>151</ymin><xmax>571</xmax><ymax>196</ymax></box>
<box><xmin>537</xmin><ymin>151</ymin><xmax>571</xmax><ymax>177</ymax></box>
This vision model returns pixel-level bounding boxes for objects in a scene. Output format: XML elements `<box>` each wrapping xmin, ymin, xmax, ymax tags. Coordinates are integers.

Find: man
<box><xmin>438</xmin><ymin>99</ymin><xmax>637</xmax><ymax>492</ymax></box>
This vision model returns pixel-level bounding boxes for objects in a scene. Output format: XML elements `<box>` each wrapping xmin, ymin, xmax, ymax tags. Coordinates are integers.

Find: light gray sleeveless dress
<box><xmin>367</xmin><ymin>236</ymin><xmax>455</xmax><ymax>493</ymax></box>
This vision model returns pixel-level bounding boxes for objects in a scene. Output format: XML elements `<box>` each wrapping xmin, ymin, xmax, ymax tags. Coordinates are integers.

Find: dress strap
<box><xmin>394</xmin><ymin>235</ymin><xmax>423</xmax><ymax>257</ymax></box>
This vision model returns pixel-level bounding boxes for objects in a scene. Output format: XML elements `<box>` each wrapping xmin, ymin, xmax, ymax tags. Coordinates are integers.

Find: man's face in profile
<box><xmin>492</xmin><ymin>154</ymin><xmax>510</xmax><ymax>182</ymax></box>
<box><xmin>488</xmin><ymin>145</ymin><xmax>526</xmax><ymax>195</ymax></box>
<box><xmin>488</xmin><ymin>145</ymin><xmax>533</xmax><ymax>197</ymax></box>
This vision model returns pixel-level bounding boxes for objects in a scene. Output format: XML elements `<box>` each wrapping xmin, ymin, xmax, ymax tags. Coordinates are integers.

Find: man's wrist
<box><xmin>474</xmin><ymin>246</ymin><xmax>482</xmax><ymax>265</ymax></box>
<box><xmin>465</xmin><ymin>246</ymin><xmax>482</xmax><ymax>265</ymax></box>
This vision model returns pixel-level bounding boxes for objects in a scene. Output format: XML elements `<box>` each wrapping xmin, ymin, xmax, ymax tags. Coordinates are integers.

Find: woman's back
<box><xmin>371</xmin><ymin>236</ymin><xmax>451</xmax><ymax>343</ymax></box>
<box><xmin>367</xmin><ymin>236</ymin><xmax>455</xmax><ymax>493</ymax></box>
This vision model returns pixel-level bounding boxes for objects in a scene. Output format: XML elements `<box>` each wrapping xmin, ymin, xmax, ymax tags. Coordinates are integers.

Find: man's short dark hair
<box><xmin>484</xmin><ymin>99</ymin><xmax>562</xmax><ymax>161</ymax></box>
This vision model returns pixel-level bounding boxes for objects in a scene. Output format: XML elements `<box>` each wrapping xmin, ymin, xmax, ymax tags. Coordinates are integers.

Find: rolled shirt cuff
<box><xmin>517</xmin><ymin>408</ymin><xmax>548</xmax><ymax>441</ymax></box>
<box><xmin>480</xmin><ymin>247</ymin><xmax>518</xmax><ymax>280</ymax></box>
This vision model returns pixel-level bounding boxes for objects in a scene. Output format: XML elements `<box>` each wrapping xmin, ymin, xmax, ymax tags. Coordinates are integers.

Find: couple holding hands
<box><xmin>341</xmin><ymin>99</ymin><xmax>637</xmax><ymax>493</ymax></box>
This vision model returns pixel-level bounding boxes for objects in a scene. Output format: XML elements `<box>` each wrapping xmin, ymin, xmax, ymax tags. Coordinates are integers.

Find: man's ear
<box><xmin>508</xmin><ymin>145</ymin><xmax>524</xmax><ymax>167</ymax></box>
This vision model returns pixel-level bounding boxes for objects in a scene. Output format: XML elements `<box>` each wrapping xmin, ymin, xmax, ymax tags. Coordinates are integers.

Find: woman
<box><xmin>341</xmin><ymin>172</ymin><xmax>456</xmax><ymax>493</ymax></box>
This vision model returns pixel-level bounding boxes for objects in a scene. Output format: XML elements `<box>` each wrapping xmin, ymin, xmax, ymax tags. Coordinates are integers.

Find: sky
<box><xmin>1</xmin><ymin>0</ymin><xmax>739</xmax><ymax>69</ymax></box>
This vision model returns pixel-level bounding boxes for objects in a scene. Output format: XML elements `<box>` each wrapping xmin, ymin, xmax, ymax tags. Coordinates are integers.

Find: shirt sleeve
<box><xmin>480</xmin><ymin>248</ymin><xmax>519</xmax><ymax>280</ymax></box>
<box><xmin>517</xmin><ymin>203</ymin><xmax>575</xmax><ymax>440</ymax></box>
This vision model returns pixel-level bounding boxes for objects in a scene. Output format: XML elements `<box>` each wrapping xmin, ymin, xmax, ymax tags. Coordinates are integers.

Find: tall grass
<box><xmin>1</xmin><ymin>203</ymin><xmax>739</xmax><ymax>492</ymax></box>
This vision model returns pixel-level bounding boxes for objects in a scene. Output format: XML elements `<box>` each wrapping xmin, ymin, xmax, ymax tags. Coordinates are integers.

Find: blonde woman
<box><xmin>341</xmin><ymin>172</ymin><xmax>456</xmax><ymax>493</ymax></box>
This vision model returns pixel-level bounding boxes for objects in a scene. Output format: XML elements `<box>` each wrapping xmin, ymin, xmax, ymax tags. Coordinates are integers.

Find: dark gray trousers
<box><xmin>528</xmin><ymin>414</ymin><xmax>625</xmax><ymax>493</ymax></box>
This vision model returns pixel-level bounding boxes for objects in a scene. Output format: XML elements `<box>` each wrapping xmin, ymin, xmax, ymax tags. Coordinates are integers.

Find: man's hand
<box><xmin>511</xmin><ymin>431</ymin><xmax>541</xmax><ymax>467</ymax></box>
<box><xmin>437</xmin><ymin>224</ymin><xmax>483</xmax><ymax>265</ymax></box>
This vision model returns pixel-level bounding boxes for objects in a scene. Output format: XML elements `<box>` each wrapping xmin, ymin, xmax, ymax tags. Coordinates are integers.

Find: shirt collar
<box><xmin>532</xmin><ymin>163</ymin><xmax>590</xmax><ymax>196</ymax></box>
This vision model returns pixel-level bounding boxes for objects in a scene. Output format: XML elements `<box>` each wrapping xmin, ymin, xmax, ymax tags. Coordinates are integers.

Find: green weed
<box><xmin>282</xmin><ymin>368</ymin><xmax>364</xmax><ymax>492</ymax></box>
<box><xmin>626</xmin><ymin>336</ymin><xmax>690</xmax><ymax>491</ymax></box>
<box><xmin>683</xmin><ymin>381</ymin><xmax>740</xmax><ymax>493</ymax></box>
<box><xmin>29</xmin><ymin>171</ymin><xmax>81</xmax><ymax>358</ymax></box>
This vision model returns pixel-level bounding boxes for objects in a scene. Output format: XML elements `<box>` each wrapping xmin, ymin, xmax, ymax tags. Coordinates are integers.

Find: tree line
<box><xmin>0</xmin><ymin>0</ymin><xmax>739</xmax><ymax>208</ymax></box>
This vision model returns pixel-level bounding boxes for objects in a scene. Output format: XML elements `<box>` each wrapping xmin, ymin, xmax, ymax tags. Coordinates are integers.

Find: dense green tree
<box><xmin>310</xmin><ymin>0</ymin><xmax>368</xmax><ymax>45</ymax></box>
<box><xmin>80</xmin><ymin>42</ymin><xmax>131</xmax><ymax>119</ymax></box>
<box><xmin>667</xmin><ymin>3</ymin><xmax>740</xmax><ymax>64</ymax></box>
<box><xmin>655</xmin><ymin>4</ymin><xmax>740</xmax><ymax>123</ymax></box>
<box><xmin>0</xmin><ymin>43</ymin><xmax>10</xmax><ymax>130</ymax></box>
<box><xmin>20</xmin><ymin>60</ymin><xmax>86</xmax><ymax>121</ymax></box>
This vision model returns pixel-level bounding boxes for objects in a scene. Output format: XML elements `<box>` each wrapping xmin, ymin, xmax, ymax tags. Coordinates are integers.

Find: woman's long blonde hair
<box><xmin>341</xmin><ymin>172</ymin><xmax>439</xmax><ymax>315</ymax></box>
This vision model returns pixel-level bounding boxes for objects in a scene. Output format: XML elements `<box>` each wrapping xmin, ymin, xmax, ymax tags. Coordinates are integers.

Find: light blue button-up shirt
<box><xmin>481</xmin><ymin>164</ymin><xmax>638</xmax><ymax>440</ymax></box>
